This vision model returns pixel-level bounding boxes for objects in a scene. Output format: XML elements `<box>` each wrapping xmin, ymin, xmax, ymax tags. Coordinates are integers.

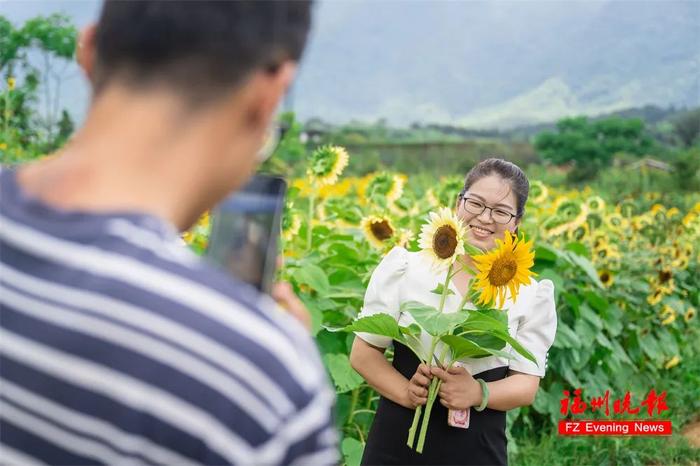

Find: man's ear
<box><xmin>76</xmin><ymin>24</ymin><xmax>98</xmax><ymax>81</ymax></box>
<box><xmin>241</xmin><ymin>61</ymin><xmax>297</xmax><ymax>130</ymax></box>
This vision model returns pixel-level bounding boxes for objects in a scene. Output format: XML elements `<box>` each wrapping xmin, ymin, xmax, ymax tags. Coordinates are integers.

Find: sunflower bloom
<box><xmin>364</xmin><ymin>173</ymin><xmax>405</xmax><ymax>204</ymax></box>
<box><xmin>361</xmin><ymin>215</ymin><xmax>396</xmax><ymax>249</ymax></box>
<box><xmin>395</xmin><ymin>228</ymin><xmax>413</xmax><ymax>249</ymax></box>
<box><xmin>660</xmin><ymin>305</ymin><xmax>676</xmax><ymax>326</ymax></box>
<box><xmin>472</xmin><ymin>231</ymin><xmax>536</xmax><ymax>309</ymax></box>
<box><xmin>605</xmin><ymin>213</ymin><xmax>628</xmax><ymax>231</ymax></box>
<box><xmin>646</xmin><ymin>288</ymin><xmax>663</xmax><ymax>306</ymax></box>
<box><xmin>685</xmin><ymin>307</ymin><xmax>696</xmax><ymax>322</ymax></box>
<box><xmin>529</xmin><ymin>181</ymin><xmax>549</xmax><ymax>204</ymax></box>
<box><xmin>418</xmin><ymin>207</ymin><xmax>467</xmax><ymax>270</ymax></box>
<box><xmin>664</xmin><ymin>355</ymin><xmax>681</xmax><ymax>370</ymax></box>
<box><xmin>7</xmin><ymin>77</ymin><xmax>16</xmax><ymax>91</ymax></box>
<box><xmin>598</xmin><ymin>270</ymin><xmax>614</xmax><ymax>288</ymax></box>
<box><xmin>672</xmin><ymin>255</ymin><xmax>689</xmax><ymax>270</ymax></box>
<box><xmin>307</xmin><ymin>145</ymin><xmax>349</xmax><ymax>186</ymax></box>
<box><xmin>586</xmin><ymin>196</ymin><xmax>606</xmax><ymax>213</ymax></box>
<box><xmin>281</xmin><ymin>211</ymin><xmax>302</xmax><ymax>242</ymax></box>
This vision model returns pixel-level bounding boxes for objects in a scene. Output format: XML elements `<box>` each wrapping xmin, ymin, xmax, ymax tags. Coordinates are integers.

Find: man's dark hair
<box><xmin>93</xmin><ymin>0</ymin><xmax>312</xmax><ymax>104</ymax></box>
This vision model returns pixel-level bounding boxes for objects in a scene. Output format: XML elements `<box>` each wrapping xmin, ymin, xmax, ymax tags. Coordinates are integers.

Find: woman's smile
<box><xmin>469</xmin><ymin>224</ymin><xmax>495</xmax><ymax>239</ymax></box>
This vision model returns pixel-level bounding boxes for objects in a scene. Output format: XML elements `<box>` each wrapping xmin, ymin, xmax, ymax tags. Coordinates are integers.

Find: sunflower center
<box><xmin>370</xmin><ymin>220</ymin><xmax>394</xmax><ymax>241</ymax></box>
<box><xmin>432</xmin><ymin>225</ymin><xmax>458</xmax><ymax>259</ymax></box>
<box><xmin>600</xmin><ymin>272</ymin><xmax>611</xmax><ymax>283</ymax></box>
<box><xmin>659</xmin><ymin>270</ymin><xmax>672</xmax><ymax>283</ymax></box>
<box><xmin>488</xmin><ymin>255</ymin><xmax>518</xmax><ymax>287</ymax></box>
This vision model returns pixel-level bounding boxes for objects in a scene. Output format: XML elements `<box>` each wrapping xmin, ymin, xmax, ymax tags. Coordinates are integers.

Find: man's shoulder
<box><xmin>115</xmin><ymin>233</ymin><xmax>323</xmax><ymax>384</ymax></box>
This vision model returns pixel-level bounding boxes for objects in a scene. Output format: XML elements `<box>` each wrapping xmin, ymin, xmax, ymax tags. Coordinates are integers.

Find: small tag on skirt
<box><xmin>448</xmin><ymin>407</ymin><xmax>470</xmax><ymax>429</ymax></box>
<box><xmin>446</xmin><ymin>361</ymin><xmax>470</xmax><ymax>429</ymax></box>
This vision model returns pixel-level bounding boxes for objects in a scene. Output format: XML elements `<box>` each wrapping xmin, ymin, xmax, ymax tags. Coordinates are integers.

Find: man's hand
<box><xmin>404</xmin><ymin>363</ymin><xmax>433</xmax><ymax>409</ymax></box>
<box><xmin>271</xmin><ymin>282</ymin><xmax>311</xmax><ymax>331</ymax></box>
<box><xmin>431</xmin><ymin>365</ymin><xmax>482</xmax><ymax>410</ymax></box>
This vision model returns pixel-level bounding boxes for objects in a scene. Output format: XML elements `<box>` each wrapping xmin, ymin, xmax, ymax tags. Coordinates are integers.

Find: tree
<box><xmin>534</xmin><ymin>116</ymin><xmax>655</xmax><ymax>181</ymax></box>
<box><xmin>672</xmin><ymin>108</ymin><xmax>700</xmax><ymax>148</ymax></box>
<box><xmin>0</xmin><ymin>13</ymin><xmax>77</xmax><ymax>160</ymax></box>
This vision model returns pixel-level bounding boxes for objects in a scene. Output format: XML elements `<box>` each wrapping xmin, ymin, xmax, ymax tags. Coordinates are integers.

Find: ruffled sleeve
<box><xmin>354</xmin><ymin>246</ymin><xmax>409</xmax><ymax>348</ymax></box>
<box><xmin>508</xmin><ymin>279</ymin><xmax>558</xmax><ymax>377</ymax></box>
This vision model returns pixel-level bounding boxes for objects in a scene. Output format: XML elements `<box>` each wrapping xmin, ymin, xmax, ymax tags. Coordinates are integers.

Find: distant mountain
<box><xmin>292</xmin><ymin>0</ymin><xmax>700</xmax><ymax>129</ymax></box>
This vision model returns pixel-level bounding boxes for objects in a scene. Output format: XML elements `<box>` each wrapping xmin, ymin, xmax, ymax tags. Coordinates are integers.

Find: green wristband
<box><xmin>474</xmin><ymin>378</ymin><xmax>489</xmax><ymax>412</ymax></box>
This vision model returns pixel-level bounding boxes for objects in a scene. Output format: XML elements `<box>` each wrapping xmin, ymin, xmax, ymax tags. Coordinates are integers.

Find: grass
<box><xmin>512</xmin><ymin>429</ymin><xmax>699</xmax><ymax>466</ymax></box>
<box><xmin>510</xmin><ymin>342</ymin><xmax>700</xmax><ymax>466</ymax></box>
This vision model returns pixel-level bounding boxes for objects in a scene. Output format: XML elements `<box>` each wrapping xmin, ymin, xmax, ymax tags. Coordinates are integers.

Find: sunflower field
<box><xmin>181</xmin><ymin>144</ymin><xmax>700</xmax><ymax>465</ymax></box>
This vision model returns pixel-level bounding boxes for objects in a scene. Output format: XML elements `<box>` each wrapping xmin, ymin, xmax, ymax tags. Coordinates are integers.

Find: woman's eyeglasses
<box><xmin>459</xmin><ymin>196</ymin><xmax>518</xmax><ymax>224</ymax></box>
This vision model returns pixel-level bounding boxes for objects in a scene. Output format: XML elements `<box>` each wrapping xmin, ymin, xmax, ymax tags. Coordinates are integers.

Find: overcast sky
<box><xmin>2</xmin><ymin>0</ymin><xmax>698</xmax><ymax>127</ymax></box>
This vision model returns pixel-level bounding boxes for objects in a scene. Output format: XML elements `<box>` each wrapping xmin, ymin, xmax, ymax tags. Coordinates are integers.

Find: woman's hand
<box><xmin>405</xmin><ymin>363</ymin><xmax>433</xmax><ymax>409</ymax></box>
<box><xmin>431</xmin><ymin>365</ymin><xmax>482</xmax><ymax>410</ymax></box>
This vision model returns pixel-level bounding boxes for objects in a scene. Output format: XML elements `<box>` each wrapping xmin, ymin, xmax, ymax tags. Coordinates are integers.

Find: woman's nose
<box><xmin>477</xmin><ymin>208</ymin><xmax>494</xmax><ymax>223</ymax></box>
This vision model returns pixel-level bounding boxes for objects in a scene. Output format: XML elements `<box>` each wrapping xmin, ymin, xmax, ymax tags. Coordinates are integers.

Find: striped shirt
<box><xmin>0</xmin><ymin>167</ymin><xmax>339</xmax><ymax>465</ymax></box>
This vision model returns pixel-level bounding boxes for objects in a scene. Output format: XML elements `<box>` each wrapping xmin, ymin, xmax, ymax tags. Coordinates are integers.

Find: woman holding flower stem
<box><xmin>350</xmin><ymin>158</ymin><xmax>558</xmax><ymax>465</ymax></box>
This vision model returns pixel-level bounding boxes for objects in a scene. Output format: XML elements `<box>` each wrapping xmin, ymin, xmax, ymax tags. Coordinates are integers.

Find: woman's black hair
<box><xmin>459</xmin><ymin>157</ymin><xmax>530</xmax><ymax>220</ymax></box>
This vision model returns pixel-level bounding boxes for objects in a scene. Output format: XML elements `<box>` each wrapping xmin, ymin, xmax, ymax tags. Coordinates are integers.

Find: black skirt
<box><xmin>361</xmin><ymin>342</ymin><xmax>509</xmax><ymax>466</ymax></box>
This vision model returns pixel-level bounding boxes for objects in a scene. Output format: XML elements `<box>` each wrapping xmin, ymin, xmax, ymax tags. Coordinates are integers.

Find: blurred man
<box><xmin>0</xmin><ymin>1</ymin><xmax>338</xmax><ymax>464</ymax></box>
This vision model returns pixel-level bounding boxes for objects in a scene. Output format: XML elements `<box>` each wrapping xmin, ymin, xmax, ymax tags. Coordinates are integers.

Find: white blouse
<box><xmin>354</xmin><ymin>246</ymin><xmax>558</xmax><ymax>377</ymax></box>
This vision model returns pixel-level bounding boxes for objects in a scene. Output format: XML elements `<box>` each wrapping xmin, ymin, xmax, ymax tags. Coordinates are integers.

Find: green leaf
<box><xmin>610</xmin><ymin>338</ymin><xmax>634</xmax><ymax>366</ymax></box>
<box><xmin>455</xmin><ymin>312</ymin><xmax>537</xmax><ymax>365</ymax></box>
<box><xmin>458</xmin><ymin>310</ymin><xmax>510</xmax><ymax>334</ymax></box>
<box><xmin>342</xmin><ymin>437</ymin><xmax>364</xmax><ymax>466</ymax></box>
<box><xmin>561</xmin><ymin>364</ymin><xmax>583</xmax><ymax>388</ymax></box>
<box><xmin>298</xmin><ymin>295</ymin><xmax>323</xmax><ymax>336</ymax></box>
<box><xmin>343</xmin><ymin>314</ymin><xmax>404</xmax><ymax>341</ymax></box>
<box><xmin>469</xmin><ymin>308</ymin><xmax>508</xmax><ymax>326</ymax></box>
<box><xmin>293</xmin><ymin>264</ymin><xmax>331</xmax><ymax>294</ymax></box>
<box><xmin>464</xmin><ymin>242</ymin><xmax>484</xmax><ymax>256</ymax></box>
<box><xmin>565</xmin><ymin>251</ymin><xmax>604</xmax><ymax>289</ymax></box>
<box><xmin>562</xmin><ymin>292</ymin><xmax>581</xmax><ymax>318</ymax></box>
<box><xmin>316</xmin><ymin>328</ymin><xmax>348</xmax><ymax>355</ymax></box>
<box><xmin>400</xmin><ymin>323</ymin><xmax>423</xmax><ymax>336</ymax></box>
<box><xmin>430</xmin><ymin>283</ymin><xmax>455</xmax><ymax>296</ymax></box>
<box><xmin>441</xmin><ymin>335</ymin><xmax>515</xmax><ymax>361</ymax></box>
<box><xmin>461</xmin><ymin>332</ymin><xmax>506</xmax><ymax>352</ymax></box>
<box><xmin>579</xmin><ymin>303</ymin><xmax>604</xmax><ymax>331</ymax></box>
<box><xmin>401</xmin><ymin>301</ymin><xmax>470</xmax><ymax>336</ymax></box>
<box><xmin>564</xmin><ymin>241</ymin><xmax>590</xmax><ymax>259</ymax></box>
<box><xmin>595</xmin><ymin>332</ymin><xmax>612</xmax><ymax>347</ymax></box>
<box><xmin>574</xmin><ymin>318</ymin><xmax>597</xmax><ymax>343</ymax></box>
<box><xmin>534</xmin><ymin>245</ymin><xmax>558</xmax><ymax>263</ymax></box>
<box><xmin>554</xmin><ymin>322</ymin><xmax>581</xmax><ymax>349</ymax></box>
<box><xmin>640</xmin><ymin>332</ymin><xmax>663</xmax><ymax>361</ymax></box>
<box><xmin>584</xmin><ymin>291</ymin><xmax>609</xmax><ymax>313</ymax></box>
<box><xmin>599</xmin><ymin>304</ymin><xmax>623</xmax><ymax>337</ymax></box>
<box><xmin>326</xmin><ymin>286</ymin><xmax>364</xmax><ymax>300</ymax></box>
<box><xmin>323</xmin><ymin>353</ymin><xmax>364</xmax><ymax>393</ymax></box>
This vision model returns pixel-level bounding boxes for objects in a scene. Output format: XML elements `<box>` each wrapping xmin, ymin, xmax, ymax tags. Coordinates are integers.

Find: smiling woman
<box><xmin>349</xmin><ymin>158</ymin><xmax>558</xmax><ymax>466</ymax></box>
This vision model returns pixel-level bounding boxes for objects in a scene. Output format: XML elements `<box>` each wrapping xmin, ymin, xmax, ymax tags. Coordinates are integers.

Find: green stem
<box><xmin>407</xmin><ymin>404</ymin><xmax>422</xmax><ymax>448</ymax></box>
<box><xmin>437</xmin><ymin>344</ymin><xmax>449</xmax><ymax>367</ymax></box>
<box><xmin>438</xmin><ymin>263</ymin><xmax>454</xmax><ymax>313</ymax></box>
<box><xmin>4</xmin><ymin>89</ymin><xmax>10</xmax><ymax>134</ymax></box>
<box><xmin>457</xmin><ymin>278</ymin><xmax>474</xmax><ymax>311</ymax></box>
<box><xmin>347</xmin><ymin>387</ymin><xmax>359</xmax><ymax>424</ymax></box>
<box><xmin>306</xmin><ymin>193</ymin><xmax>316</xmax><ymax>251</ymax></box>
<box><xmin>411</xmin><ymin>263</ymin><xmax>455</xmax><ymax>452</ymax></box>
<box><xmin>416</xmin><ymin>378</ymin><xmax>439</xmax><ymax>453</ymax></box>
